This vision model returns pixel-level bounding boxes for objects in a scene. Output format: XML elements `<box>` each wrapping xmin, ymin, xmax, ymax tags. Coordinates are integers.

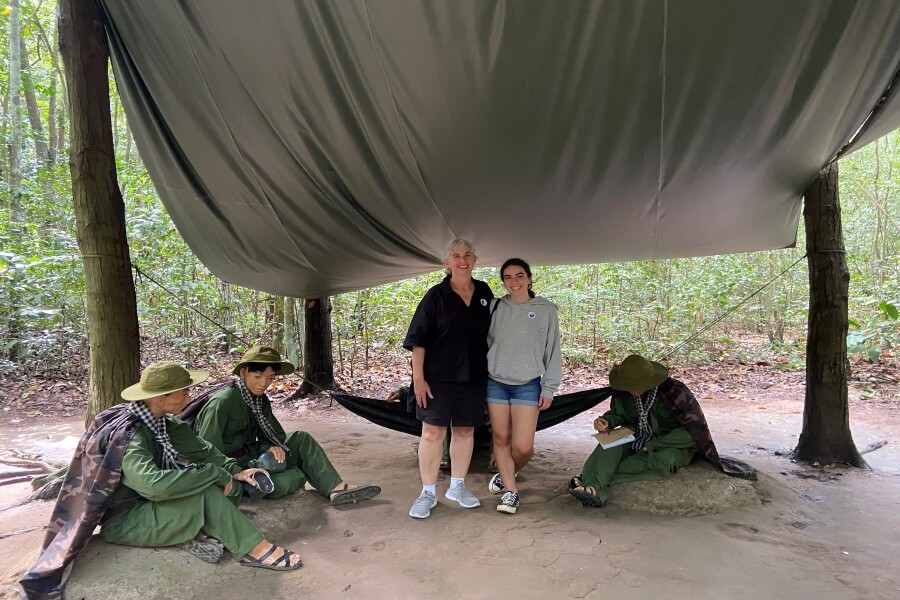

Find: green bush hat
<box><xmin>608</xmin><ymin>355</ymin><xmax>669</xmax><ymax>392</ymax></box>
<box><xmin>121</xmin><ymin>361</ymin><xmax>209</xmax><ymax>401</ymax></box>
<box><xmin>231</xmin><ymin>346</ymin><xmax>296</xmax><ymax>376</ymax></box>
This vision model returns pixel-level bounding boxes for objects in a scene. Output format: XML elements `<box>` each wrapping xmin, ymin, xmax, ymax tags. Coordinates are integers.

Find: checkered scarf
<box><xmin>127</xmin><ymin>401</ymin><xmax>189</xmax><ymax>470</ymax></box>
<box><xmin>237</xmin><ymin>380</ymin><xmax>289</xmax><ymax>452</ymax></box>
<box><xmin>631</xmin><ymin>387</ymin><xmax>658</xmax><ymax>451</ymax></box>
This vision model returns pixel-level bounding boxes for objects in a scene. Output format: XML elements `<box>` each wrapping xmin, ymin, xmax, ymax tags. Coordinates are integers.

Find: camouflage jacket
<box><xmin>655</xmin><ymin>377</ymin><xmax>757</xmax><ymax>480</ymax></box>
<box><xmin>19</xmin><ymin>404</ymin><xmax>140</xmax><ymax>600</ymax></box>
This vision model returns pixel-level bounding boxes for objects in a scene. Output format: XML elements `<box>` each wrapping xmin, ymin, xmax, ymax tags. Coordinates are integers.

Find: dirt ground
<box><xmin>0</xmin><ymin>367</ymin><xmax>897</xmax><ymax>600</ymax></box>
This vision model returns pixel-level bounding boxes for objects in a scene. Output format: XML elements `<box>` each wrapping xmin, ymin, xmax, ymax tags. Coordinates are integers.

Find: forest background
<box><xmin>0</xmin><ymin>1</ymin><xmax>898</xmax><ymax>413</ymax></box>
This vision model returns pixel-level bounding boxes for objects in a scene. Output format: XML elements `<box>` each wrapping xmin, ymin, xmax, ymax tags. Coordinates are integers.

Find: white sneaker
<box><xmin>445</xmin><ymin>483</ymin><xmax>481</xmax><ymax>508</ymax></box>
<box><xmin>409</xmin><ymin>491</ymin><xmax>438</xmax><ymax>519</ymax></box>
<box><xmin>488</xmin><ymin>472</ymin><xmax>505</xmax><ymax>495</ymax></box>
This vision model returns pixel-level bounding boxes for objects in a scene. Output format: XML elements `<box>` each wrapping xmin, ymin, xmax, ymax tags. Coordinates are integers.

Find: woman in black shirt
<box><xmin>404</xmin><ymin>239</ymin><xmax>493</xmax><ymax>519</ymax></box>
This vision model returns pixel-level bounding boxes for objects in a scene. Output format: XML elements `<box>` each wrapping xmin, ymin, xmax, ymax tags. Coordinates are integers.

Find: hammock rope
<box><xmin>133</xmin><ymin>252</ymin><xmax>808</xmax><ymax>393</ymax></box>
<box><xmin>131</xmin><ymin>262</ymin><xmax>329</xmax><ymax>393</ymax></box>
<box><xmin>658</xmin><ymin>252</ymin><xmax>807</xmax><ymax>360</ymax></box>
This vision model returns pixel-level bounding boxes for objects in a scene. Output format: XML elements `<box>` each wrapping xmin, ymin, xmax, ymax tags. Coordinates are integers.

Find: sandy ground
<box><xmin>0</xmin><ymin>393</ymin><xmax>898</xmax><ymax>600</ymax></box>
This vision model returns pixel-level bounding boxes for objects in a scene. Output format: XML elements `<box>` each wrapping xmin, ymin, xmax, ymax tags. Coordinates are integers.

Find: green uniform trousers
<box><xmin>253</xmin><ymin>430</ymin><xmax>342</xmax><ymax>498</ymax></box>
<box><xmin>100</xmin><ymin>485</ymin><xmax>264</xmax><ymax>560</ymax></box>
<box><xmin>581</xmin><ymin>427</ymin><xmax>696</xmax><ymax>504</ymax></box>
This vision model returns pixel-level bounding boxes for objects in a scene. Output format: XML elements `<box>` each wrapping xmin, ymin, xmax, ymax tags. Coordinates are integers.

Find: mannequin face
<box><xmin>241</xmin><ymin>366</ymin><xmax>279</xmax><ymax>395</ymax></box>
<box><xmin>146</xmin><ymin>388</ymin><xmax>190</xmax><ymax>418</ymax></box>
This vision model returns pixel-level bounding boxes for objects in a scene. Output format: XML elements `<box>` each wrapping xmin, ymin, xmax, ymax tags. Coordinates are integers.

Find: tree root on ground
<box><xmin>860</xmin><ymin>440</ymin><xmax>888</xmax><ymax>454</ymax></box>
<box><xmin>0</xmin><ymin>449</ymin><xmax>67</xmax><ymax>510</ymax></box>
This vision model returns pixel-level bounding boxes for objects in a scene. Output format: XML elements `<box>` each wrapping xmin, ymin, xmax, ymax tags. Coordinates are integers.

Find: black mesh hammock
<box><xmin>332</xmin><ymin>387</ymin><xmax>614</xmax><ymax>438</ymax></box>
<box><xmin>177</xmin><ymin>381</ymin><xmax>612</xmax><ymax>438</ymax></box>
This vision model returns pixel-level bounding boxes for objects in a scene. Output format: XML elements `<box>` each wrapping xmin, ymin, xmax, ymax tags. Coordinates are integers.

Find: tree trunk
<box><xmin>271</xmin><ymin>296</ymin><xmax>285</xmax><ymax>355</ymax></box>
<box><xmin>53</xmin><ymin>14</ymin><xmax>67</xmax><ymax>166</ymax></box>
<box><xmin>794</xmin><ymin>162</ymin><xmax>867</xmax><ymax>467</ymax></box>
<box><xmin>47</xmin><ymin>69</ymin><xmax>57</xmax><ymax>166</ymax></box>
<box><xmin>283</xmin><ymin>297</ymin><xmax>299</xmax><ymax>367</ymax></box>
<box><xmin>0</xmin><ymin>90</ymin><xmax>7</xmax><ymax>184</ymax></box>
<box><xmin>219</xmin><ymin>281</ymin><xmax>235</xmax><ymax>353</ymax></box>
<box><xmin>6</xmin><ymin>0</ymin><xmax>23</xmax><ymax>360</ymax></box>
<box><xmin>59</xmin><ymin>0</ymin><xmax>141</xmax><ymax>426</ymax></box>
<box><xmin>300</xmin><ymin>298</ymin><xmax>334</xmax><ymax>395</ymax></box>
<box><xmin>56</xmin><ymin>95</ymin><xmax>67</xmax><ymax>161</ymax></box>
<box><xmin>8</xmin><ymin>0</ymin><xmax>23</xmax><ymax>221</ymax></box>
<box><xmin>20</xmin><ymin>35</ymin><xmax>50</xmax><ymax>166</ymax></box>
<box><xmin>31</xmin><ymin>6</ymin><xmax>67</xmax><ymax>163</ymax></box>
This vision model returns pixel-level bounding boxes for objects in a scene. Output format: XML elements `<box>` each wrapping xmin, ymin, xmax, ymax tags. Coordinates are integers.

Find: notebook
<box><xmin>592</xmin><ymin>426</ymin><xmax>635</xmax><ymax>449</ymax></box>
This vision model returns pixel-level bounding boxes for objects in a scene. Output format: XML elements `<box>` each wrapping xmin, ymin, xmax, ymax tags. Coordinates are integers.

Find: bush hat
<box><xmin>121</xmin><ymin>361</ymin><xmax>209</xmax><ymax>401</ymax></box>
<box><xmin>608</xmin><ymin>355</ymin><xmax>669</xmax><ymax>392</ymax></box>
<box><xmin>231</xmin><ymin>346</ymin><xmax>296</xmax><ymax>376</ymax></box>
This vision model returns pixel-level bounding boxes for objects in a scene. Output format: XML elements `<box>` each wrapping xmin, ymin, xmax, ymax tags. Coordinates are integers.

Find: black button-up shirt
<box><xmin>403</xmin><ymin>275</ymin><xmax>494</xmax><ymax>383</ymax></box>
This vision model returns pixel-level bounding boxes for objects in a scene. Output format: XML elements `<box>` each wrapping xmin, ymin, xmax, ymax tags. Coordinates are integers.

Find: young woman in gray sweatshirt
<box><xmin>486</xmin><ymin>258</ymin><xmax>562</xmax><ymax>514</ymax></box>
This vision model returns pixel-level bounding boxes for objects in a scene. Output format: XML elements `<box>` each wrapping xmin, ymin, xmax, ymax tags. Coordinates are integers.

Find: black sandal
<box><xmin>568</xmin><ymin>485</ymin><xmax>604</xmax><ymax>507</ymax></box>
<box><xmin>568</xmin><ymin>474</ymin><xmax>584</xmax><ymax>491</ymax></box>
<box><xmin>330</xmin><ymin>484</ymin><xmax>381</xmax><ymax>505</ymax></box>
<box><xmin>240</xmin><ymin>544</ymin><xmax>303</xmax><ymax>571</ymax></box>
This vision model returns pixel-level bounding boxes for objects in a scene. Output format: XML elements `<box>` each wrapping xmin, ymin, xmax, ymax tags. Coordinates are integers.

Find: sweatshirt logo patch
<box><xmin>481</xmin><ymin>298</ymin><xmax>488</xmax><ymax>306</ymax></box>
<box><xmin>527</xmin><ymin>311</ymin><xmax>536</xmax><ymax>319</ymax></box>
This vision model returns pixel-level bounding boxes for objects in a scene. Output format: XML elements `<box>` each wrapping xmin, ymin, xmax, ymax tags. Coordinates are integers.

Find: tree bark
<box><xmin>39</xmin><ymin>14</ymin><xmax>59</xmax><ymax>167</ymax></box>
<box><xmin>59</xmin><ymin>0</ymin><xmax>140</xmax><ymax>426</ymax></box>
<box><xmin>20</xmin><ymin>35</ymin><xmax>50</xmax><ymax>166</ymax></box>
<box><xmin>0</xmin><ymin>90</ymin><xmax>7</xmax><ymax>183</ymax></box>
<box><xmin>300</xmin><ymin>298</ymin><xmax>334</xmax><ymax>395</ymax></box>
<box><xmin>8</xmin><ymin>0</ymin><xmax>23</xmax><ymax>220</ymax></box>
<box><xmin>271</xmin><ymin>296</ymin><xmax>285</xmax><ymax>355</ymax></box>
<box><xmin>794</xmin><ymin>162</ymin><xmax>867</xmax><ymax>467</ymax></box>
<box><xmin>6</xmin><ymin>0</ymin><xmax>23</xmax><ymax>360</ymax></box>
<box><xmin>283</xmin><ymin>297</ymin><xmax>299</xmax><ymax>367</ymax></box>
<box><xmin>47</xmin><ymin>68</ymin><xmax>57</xmax><ymax>166</ymax></box>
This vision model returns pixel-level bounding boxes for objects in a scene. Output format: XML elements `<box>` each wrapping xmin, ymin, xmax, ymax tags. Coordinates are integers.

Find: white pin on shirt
<box><xmin>480</xmin><ymin>298</ymin><xmax>488</xmax><ymax>306</ymax></box>
<box><xmin>528</xmin><ymin>311</ymin><xmax>536</xmax><ymax>319</ymax></box>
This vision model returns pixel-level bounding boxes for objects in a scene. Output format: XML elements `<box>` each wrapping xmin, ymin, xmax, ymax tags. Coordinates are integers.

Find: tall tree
<box><xmin>29</xmin><ymin>5</ymin><xmax>64</xmax><ymax>165</ymax></box>
<box><xmin>282</xmin><ymin>297</ymin><xmax>300</xmax><ymax>367</ymax></box>
<box><xmin>20</xmin><ymin>34</ymin><xmax>49</xmax><ymax>165</ymax></box>
<box><xmin>8</xmin><ymin>0</ymin><xmax>23</xmax><ymax>221</ymax></box>
<box><xmin>59</xmin><ymin>0</ymin><xmax>140</xmax><ymax>425</ymax></box>
<box><xmin>6</xmin><ymin>0</ymin><xmax>23</xmax><ymax>360</ymax></box>
<box><xmin>300</xmin><ymin>297</ymin><xmax>334</xmax><ymax>394</ymax></box>
<box><xmin>46</xmin><ymin>58</ymin><xmax>57</xmax><ymax>166</ymax></box>
<box><xmin>794</xmin><ymin>162</ymin><xmax>867</xmax><ymax>467</ymax></box>
<box><xmin>271</xmin><ymin>295</ymin><xmax>284</xmax><ymax>355</ymax></box>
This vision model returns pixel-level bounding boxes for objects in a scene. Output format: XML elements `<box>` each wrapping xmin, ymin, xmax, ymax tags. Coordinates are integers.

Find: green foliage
<box><xmin>0</xmin><ymin>3</ymin><xmax>899</xmax><ymax>379</ymax></box>
<box><xmin>848</xmin><ymin>301</ymin><xmax>900</xmax><ymax>362</ymax></box>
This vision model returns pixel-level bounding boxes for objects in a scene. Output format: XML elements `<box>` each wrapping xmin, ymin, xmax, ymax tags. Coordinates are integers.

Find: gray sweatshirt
<box><xmin>487</xmin><ymin>295</ymin><xmax>562</xmax><ymax>398</ymax></box>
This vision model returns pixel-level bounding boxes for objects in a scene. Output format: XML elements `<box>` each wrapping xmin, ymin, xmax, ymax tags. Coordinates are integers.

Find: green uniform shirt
<box><xmin>108</xmin><ymin>416</ymin><xmax>241</xmax><ymax>510</ymax></box>
<box><xmin>194</xmin><ymin>385</ymin><xmax>286</xmax><ymax>467</ymax></box>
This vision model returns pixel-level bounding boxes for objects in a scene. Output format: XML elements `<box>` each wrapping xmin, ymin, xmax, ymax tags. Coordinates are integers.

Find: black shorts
<box><xmin>412</xmin><ymin>380</ymin><xmax>487</xmax><ymax>428</ymax></box>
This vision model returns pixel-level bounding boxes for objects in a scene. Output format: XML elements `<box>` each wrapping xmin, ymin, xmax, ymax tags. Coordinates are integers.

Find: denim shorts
<box><xmin>486</xmin><ymin>377</ymin><xmax>541</xmax><ymax>406</ymax></box>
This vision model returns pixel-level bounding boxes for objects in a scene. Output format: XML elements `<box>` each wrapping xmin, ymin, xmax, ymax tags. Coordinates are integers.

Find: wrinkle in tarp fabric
<box><xmin>99</xmin><ymin>0</ymin><xmax>900</xmax><ymax>298</ymax></box>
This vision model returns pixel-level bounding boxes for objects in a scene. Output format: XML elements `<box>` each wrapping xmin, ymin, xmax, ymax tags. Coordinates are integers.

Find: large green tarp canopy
<box><xmin>100</xmin><ymin>0</ymin><xmax>900</xmax><ymax>297</ymax></box>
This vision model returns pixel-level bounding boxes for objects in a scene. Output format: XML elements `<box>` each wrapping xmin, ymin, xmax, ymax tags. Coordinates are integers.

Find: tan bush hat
<box><xmin>121</xmin><ymin>361</ymin><xmax>209</xmax><ymax>401</ymax></box>
<box><xmin>608</xmin><ymin>355</ymin><xmax>668</xmax><ymax>391</ymax></box>
<box><xmin>231</xmin><ymin>346</ymin><xmax>296</xmax><ymax>376</ymax></box>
